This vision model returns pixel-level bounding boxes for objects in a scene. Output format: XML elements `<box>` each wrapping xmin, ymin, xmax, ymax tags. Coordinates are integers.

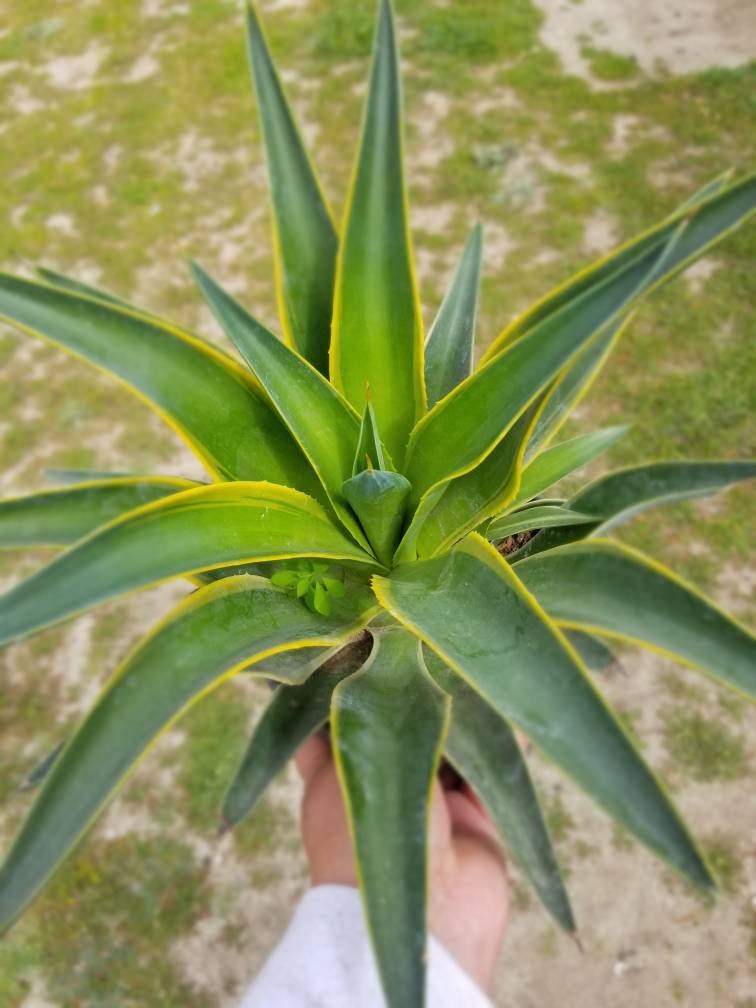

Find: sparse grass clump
<box><xmin>663</xmin><ymin>706</ymin><xmax>748</xmax><ymax>781</ymax></box>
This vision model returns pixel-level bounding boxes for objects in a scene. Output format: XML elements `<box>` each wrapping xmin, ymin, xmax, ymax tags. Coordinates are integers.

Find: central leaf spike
<box><xmin>344</xmin><ymin>400</ymin><xmax>411</xmax><ymax>566</ymax></box>
<box><xmin>353</xmin><ymin>388</ymin><xmax>389</xmax><ymax>475</ymax></box>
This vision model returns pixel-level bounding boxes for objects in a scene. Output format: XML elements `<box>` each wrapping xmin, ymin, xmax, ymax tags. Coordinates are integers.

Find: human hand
<box><xmin>295</xmin><ymin>734</ymin><xmax>509</xmax><ymax>993</ymax></box>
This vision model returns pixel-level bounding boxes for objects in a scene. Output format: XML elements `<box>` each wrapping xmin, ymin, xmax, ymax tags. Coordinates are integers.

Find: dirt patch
<box><xmin>583</xmin><ymin>210</ymin><xmax>619</xmax><ymax>256</ymax></box>
<box><xmin>684</xmin><ymin>257</ymin><xmax>723</xmax><ymax>295</ymax></box>
<box><xmin>39</xmin><ymin>42</ymin><xmax>108</xmax><ymax>91</ymax></box>
<box><xmin>534</xmin><ymin>0</ymin><xmax>756</xmax><ymax>82</ymax></box>
<box><xmin>122</xmin><ymin>52</ymin><xmax>160</xmax><ymax>84</ymax></box>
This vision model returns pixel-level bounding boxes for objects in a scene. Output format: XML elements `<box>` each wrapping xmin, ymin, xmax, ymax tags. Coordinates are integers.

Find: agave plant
<box><xmin>0</xmin><ymin>2</ymin><xmax>754</xmax><ymax>1005</ymax></box>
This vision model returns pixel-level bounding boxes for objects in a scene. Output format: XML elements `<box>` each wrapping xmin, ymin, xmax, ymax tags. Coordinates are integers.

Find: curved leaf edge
<box><xmin>372</xmin><ymin>535</ymin><xmax>718</xmax><ymax>893</ymax></box>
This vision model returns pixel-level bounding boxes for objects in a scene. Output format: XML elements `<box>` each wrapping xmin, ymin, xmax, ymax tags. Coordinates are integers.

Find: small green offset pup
<box><xmin>0</xmin><ymin>3</ymin><xmax>754</xmax><ymax>1005</ymax></box>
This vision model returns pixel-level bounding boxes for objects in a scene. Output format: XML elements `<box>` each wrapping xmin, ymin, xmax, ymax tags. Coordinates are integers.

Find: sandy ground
<box><xmin>535</xmin><ymin>0</ymin><xmax>756</xmax><ymax>81</ymax></box>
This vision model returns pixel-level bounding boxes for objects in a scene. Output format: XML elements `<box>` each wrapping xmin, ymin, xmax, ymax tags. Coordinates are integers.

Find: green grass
<box><xmin>703</xmin><ymin>833</ymin><xmax>741</xmax><ymax>893</ymax></box>
<box><xmin>582</xmin><ymin>47</ymin><xmax>640</xmax><ymax>82</ymax></box>
<box><xmin>179</xmin><ymin>691</ymin><xmax>259</xmax><ymax>830</ymax></box>
<box><xmin>662</xmin><ymin>706</ymin><xmax>749</xmax><ymax>781</ymax></box>
<box><xmin>0</xmin><ymin>835</ymin><xmax>211</xmax><ymax>1007</ymax></box>
<box><xmin>0</xmin><ymin>0</ymin><xmax>754</xmax><ymax>1001</ymax></box>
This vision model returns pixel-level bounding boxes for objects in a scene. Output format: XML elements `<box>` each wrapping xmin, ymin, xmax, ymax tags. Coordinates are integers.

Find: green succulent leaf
<box><xmin>330</xmin><ymin>0</ymin><xmax>424</xmax><ymax>465</ymax></box>
<box><xmin>0</xmin><ymin>477</ymin><xmax>196</xmax><ymax>548</ymax></box>
<box><xmin>512</xmin><ymin>426</ymin><xmax>629</xmax><ymax>507</ymax></box>
<box><xmin>17</xmin><ymin>740</ymin><xmax>67</xmax><ymax>793</ymax></box>
<box><xmin>342</xmin><ymin>469</ymin><xmax>412</xmax><ymax>567</ymax></box>
<box><xmin>576</xmin><ymin>460</ymin><xmax>756</xmax><ymax>531</ymax></box>
<box><xmin>0</xmin><ymin>482</ymin><xmax>376</xmax><ymax>647</ymax></box>
<box><xmin>524</xmin><ymin>316</ymin><xmax>632</xmax><ymax>455</ymax></box>
<box><xmin>405</xmin><ymin>405</ymin><xmax>539</xmax><ymax>561</ymax></box>
<box><xmin>190</xmin><ymin>263</ymin><xmax>369</xmax><ymax>548</ymax></box>
<box><xmin>374</xmin><ymin>534</ymin><xmax>714</xmax><ymax>890</ymax></box>
<box><xmin>424</xmin><ymin>225</ymin><xmax>482</xmax><ymax>408</ymax></box>
<box><xmin>245</xmin><ymin>2</ymin><xmax>338</xmax><ymax>374</ymax></box>
<box><xmin>332</xmin><ymin>628</ymin><xmax>449</xmax><ymax>1008</ymax></box>
<box><xmin>481</xmin><ymin>171</ymin><xmax>752</xmax><ymax>364</ymax></box>
<box><xmin>404</xmin><ymin>231</ymin><xmax>677</xmax><ymax>511</ymax></box>
<box><xmin>352</xmin><ymin>399</ymin><xmax>389</xmax><ymax>475</ymax></box>
<box><xmin>222</xmin><ymin>635</ymin><xmax>373</xmax><ymax>830</ymax></box>
<box><xmin>423</xmin><ymin>649</ymin><xmax>575</xmax><ymax>933</ymax></box>
<box><xmin>514</xmin><ymin>540</ymin><xmax>756</xmax><ymax>699</ymax></box>
<box><xmin>487</xmin><ymin>505</ymin><xmax>597</xmax><ymax>542</ymax></box>
<box><xmin>522</xmin><ymin>460</ymin><xmax>756</xmax><ymax>556</ymax></box>
<box><xmin>45</xmin><ymin>468</ymin><xmax>134</xmax><ymax>483</ymax></box>
<box><xmin>0</xmin><ymin>574</ymin><xmax>373</xmax><ymax>933</ymax></box>
<box><xmin>0</xmin><ymin>274</ymin><xmax>322</xmax><ymax>497</ymax></box>
<box><xmin>484</xmin><ymin>174</ymin><xmax>756</xmax><ymax>451</ymax></box>
<box><xmin>564</xmin><ymin>630</ymin><xmax>618</xmax><ymax>674</ymax></box>
<box><xmin>35</xmin><ymin>266</ymin><xmax>136</xmax><ymax>311</ymax></box>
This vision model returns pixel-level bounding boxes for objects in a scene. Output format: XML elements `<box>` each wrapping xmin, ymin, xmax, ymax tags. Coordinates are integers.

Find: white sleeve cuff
<box><xmin>239</xmin><ymin>884</ymin><xmax>493</xmax><ymax>1008</ymax></box>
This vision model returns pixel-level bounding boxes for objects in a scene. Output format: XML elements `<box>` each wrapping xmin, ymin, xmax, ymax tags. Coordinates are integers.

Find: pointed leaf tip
<box><xmin>244</xmin><ymin>1</ymin><xmax>337</xmax><ymax>373</ymax></box>
<box><xmin>330</xmin><ymin>0</ymin><xmax>424</xmax><ymax>466</ymax></box>
<box><xmin>425</xmin><ymin>225</ymin><xmax>483</xmax><ymax>408</ymax></box>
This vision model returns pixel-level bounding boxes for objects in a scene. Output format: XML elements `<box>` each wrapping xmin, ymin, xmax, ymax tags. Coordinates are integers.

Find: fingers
<box><xmin>296</xmin><ymin>733</ymin><xmax>357</xmax><ymax>887</ymax></box>
<box><xmin>294</xmin><ymin>732</ymin><xmax>331</xmax><ymax>784</ymax></box>
<box><xmin>445</xmin><ymin>787</ymin><xmax>500</xmax><ymax>845</ymax></box>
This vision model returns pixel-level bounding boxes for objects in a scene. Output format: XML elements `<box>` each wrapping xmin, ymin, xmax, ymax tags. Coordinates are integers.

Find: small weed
<box><xmin>610</xmin><ymin>824</ymin><xmax>634</xmax><ymax>852</ymax></box>
<box><xmin>661</xmin><ymin>670</ymin><xmax>707</xmax><ymax>705</ymax></box>
<box><xmin>511</xmin><ymin>879</ymin><xmax>533</xmax><ymax>912</ymax></box>
<box><xmin>703</xmin><ymin>834</ymin><xmax>741</xmax><ymax>894</ymax></box>
<box><xmin>670</xmin><ymin>977</ymin><xmax>687</xmax><ymax>1002</ymax></box>
<box><xmin>543</xmin><ymin>790</ymin><xmax>576</xmax><ymax>844</ymax></box>
<box><xmin>615</xmin><ymin>705</ymin><xmax>645</xmax><ymax>748</ymax></box>
<box><xmin>718</xmin><ymin>688</ymin><xmax>747</xmax><ymax>721</ymax></box>
<box><xmin>535</xmin><ymin>927</ymin><xmax>559</xmax><ymax>958</ymax></box>
<box><xmin>573</xmin><ymin>838</ymin><xmax>597</xmax><ymax>860</ymax></box>
<box><xmin>662</xmin><ymin>705</ymin><xmax>747</xmax><ymax>781</ymax></box>
<box><xmin>0</xmin><ymin>333</ymin><xmax>19</xmax><ymax>365</ymax></box>
<box><xmin>582</xmin><ymin>47</ymin><xmax>640</xmax><ymax>82</ymax></box>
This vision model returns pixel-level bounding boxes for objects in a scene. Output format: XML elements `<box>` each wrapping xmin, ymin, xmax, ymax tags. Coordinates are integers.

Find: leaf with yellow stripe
<box><xmin>424</xmin><ymin>225</ymin><xmax>482</xmax><ymax>408</ymax></box>
<box><xmin>0</xmin><ymin>273</ymin><xmax>322</xmax><ymax>498</ymax></box>
<box><xmin>0</xmin><ymin>476</ymin><xmax>196</xmax><ymax>548</ymax></box>
<box><xmin>514</xmin><ymin>540</ymin><xmax>756</xmax><ymax>700</ymax></box>
<box><xmin>0</xmin><ymin>574</ymin><xmax>374</xmax><ymax>933</ymax></box>
<box><xmin>332</xmin><ymin>628</ymin><xmax>449</xmax><ymax>1008</ymax></box>
<box><xmin>512</xmin><ymin>426</ymin><xmax>628</xmax><ymax>507</ymax></box>
<box><xmin>0</xmin><ymin>482</ymin><xmax>375</xmax><ymax>648</ymax></box>
<box><xmin>245</xmin><ymin>3</ymin><xmax>337</xmax><ymax>374</ymax></box>
<box><xmin>423</xmin><ymin>648</ymin><xmax>575</xmax><ymax>933</ymax></box>
<box><xmin>480</xmin><ymin>170</ymin><xmax>746</xmax><ymax>364</ymax></box>
<box><xmin>374</xmin><ymin>534</ymin><xmax>714</xmax><ymax>891</ymax></box>
<box><xmin>519</xmin><ymin>459</ymin><xmax>756</xmax><ymax>556</ymax></box>
<box><xmin>406</xmin><ymin>405</ymin><xmax>539</xmax><ymax>560</ymax></box>
<box><xmin>221</xmin><ymin>634</ymin><xmax>373</xmax><ymax>830</ymax></box>
<box><xmin>330</xmin><ymin>0</ymin><xmax>424</xmax><ymax>465</ymax></box>
<box><xmin>190</xmin><ymin>262</ymin><xmax>369</xmax><ymax>548</ymax></box>
<box><xmin>403</xmin><ymin>235</ymin><xmax>671</xmax><ymax>511</ymax></box>
<box><xmin>36</xmin><ymin>266</ymin><xmax>136</xmax><ymax>312</ymax></box>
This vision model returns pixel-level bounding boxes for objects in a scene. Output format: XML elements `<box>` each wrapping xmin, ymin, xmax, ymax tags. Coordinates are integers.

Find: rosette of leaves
<box><xmin>0</xmin><ymin>3</ymin><xmax>754</xmax><ymax>1005</ymax></box>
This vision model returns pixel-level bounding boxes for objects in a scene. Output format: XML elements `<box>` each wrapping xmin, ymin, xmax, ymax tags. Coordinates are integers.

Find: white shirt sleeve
<box><xmin>239</xmin><ymin>884</ymin><xmax>493</xmax><ymax>1008</ymax></box>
